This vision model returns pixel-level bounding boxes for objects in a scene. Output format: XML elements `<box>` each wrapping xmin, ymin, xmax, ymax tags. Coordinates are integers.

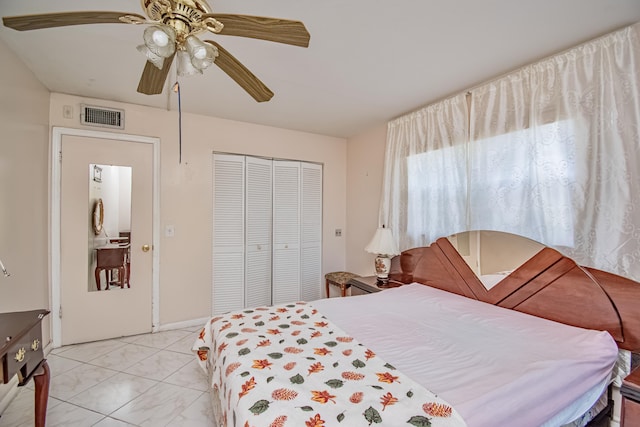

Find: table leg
<box><xmin>33</xmin><ymin>360</ymin><xmax>50</xmax><ymax>427</ymax></box>
<box><xmin>95</xmin><ymin>267</ymin><xmax>101</xmax><ymax>291</ymax></box>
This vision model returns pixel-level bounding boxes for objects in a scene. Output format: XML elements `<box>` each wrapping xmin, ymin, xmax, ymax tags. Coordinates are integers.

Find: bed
<box><xmin>194</xmin><ymin>235</ymin><xmax>640</xmax><ymax>427</ymax></box>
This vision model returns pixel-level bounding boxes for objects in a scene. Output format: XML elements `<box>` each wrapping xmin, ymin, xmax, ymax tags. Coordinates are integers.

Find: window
<box><xmin>407</xmin><ymin>120</ymin><xmax>577</xmax><ymax>247</ymax></box>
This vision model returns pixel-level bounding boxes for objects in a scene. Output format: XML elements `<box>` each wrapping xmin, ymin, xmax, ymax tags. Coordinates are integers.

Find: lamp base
<box><xmin>374</xmin><ymin>254</ymin><xmax>391</xmax><ymax>286</ymax></box>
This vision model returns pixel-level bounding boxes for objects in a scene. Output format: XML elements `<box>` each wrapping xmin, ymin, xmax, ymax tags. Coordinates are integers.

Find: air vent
<box><xmin>80</xmin><ymin>104</ymin><xmax>125</xmax><ymax>130</ymax></box>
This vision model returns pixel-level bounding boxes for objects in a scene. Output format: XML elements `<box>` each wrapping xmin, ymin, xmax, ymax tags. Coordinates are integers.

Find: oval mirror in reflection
<box><xmin>89</xmin><ymin>164</ymin><xmax>132</xmax><ymax>292</ymax></box>
<box><xmin>446</xmin><ymin>230</ymin><xmax>545</xmax><ymax>290</ymax></box>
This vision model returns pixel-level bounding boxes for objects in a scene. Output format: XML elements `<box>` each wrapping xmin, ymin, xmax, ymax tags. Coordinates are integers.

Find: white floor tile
<box><xmin>1</xmin><ymin>329</ymin><xmax>213</xmax><ymax>427</ymax></box>
<box><xmin>165</xmin><ymin>333</ymin><xmax>199</xmax><ymax>355</ymax></box>
<box><xmin>53</xmin><ymin>339</ymin><xmax>128</xmax><ymax>363</ymax></box>
<box><xmin>123</xmin><ymin>350</ymin><xmax>193</xmax><ymax>381</ymax></box>
<box><xmin>93</xmin><ymin>417</ymin><xmax>138</xmax><ymax>426</ymax></box>
<box><xmin>45</xmin><ymin>401</ymin><xmax>104</xmax><ymax>427</ymax></box>
<box><xmin>49</xmin><ymin>363</ymin><xmax>118</xmax><ymax>401</ymax></box>
<box><xmin>163</xmin><ymin>359</ymin><xmax>209</xmax><ymax>392</ymax></box>
<box><xmin>67</xmin><ymin>372</ymin><xmax>158</xmax><ymax>415</ymax></box>
<box><xmin>88</xmin><ymin>343</ymin><xmax>159</xmax><ymax>371</ymax></box>
<box><xmin>167</xmin><ymin>392</ymin><xmax>215</xmax><ymax>426</ymax></box>
<box><xmin>46</xmin><ymin>353</ymin><xmax>85</xmax><ymax>376</ymax></box>
<box><xmin>109</xmin><ymin>382</ymin><xmax>202</xmax><ymax>427</ymax></box>
<box><xmin>0</xmin><ymin>391</ymin><xmax>65</xmax><ymax>427</ymax></box>
<box><xmin>129</xmin><ymin>330</ymin><xmax>192</xmax><ymax>350</ymax></box>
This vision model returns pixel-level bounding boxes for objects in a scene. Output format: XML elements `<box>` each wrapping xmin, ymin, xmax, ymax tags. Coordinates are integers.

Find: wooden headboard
<box><xmin>388</xmin><ymin>237</ymin><xmax>640</xmax><ymax>352</ymax></box>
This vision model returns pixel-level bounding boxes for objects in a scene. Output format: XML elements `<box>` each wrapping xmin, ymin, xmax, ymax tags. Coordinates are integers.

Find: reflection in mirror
<box><xmin>88</xmin><ymin>164</ymin><xmax>132</xmax><ymax>292</ymax></box>
<box><xmin>447</xmin><ymin>230</ymin><xmax>545</xmax><ymax>290</ymax></box>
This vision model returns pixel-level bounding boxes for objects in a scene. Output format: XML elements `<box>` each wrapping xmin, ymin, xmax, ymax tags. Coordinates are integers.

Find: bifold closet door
<box><xmin>272</xmin><ymin>161</ymin><xmax>301</xmax><ymax>304</ymax></box>
<box><xmin>301</xmin><ymin>162</ymin><xmax>323</xmax><ymax>301</ymax></box>
<box><xmin>212</xmin><ymin>154</ymin><xmax>245</xmax><ymax>314</ymax></box>
<box><xmin>245</xmin><ymin>157</ymin><xmax>273</xmax><ymax>307</ymax></box>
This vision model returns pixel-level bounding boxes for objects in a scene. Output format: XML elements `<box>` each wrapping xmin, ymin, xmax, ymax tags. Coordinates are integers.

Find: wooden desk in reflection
<box><xmin>95</xmin><ymin>243</ymin><xmax>130</xmax><ymax>290</ymax></box>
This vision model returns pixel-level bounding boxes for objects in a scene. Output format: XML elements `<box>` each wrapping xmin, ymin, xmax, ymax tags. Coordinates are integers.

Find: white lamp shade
<box><xmin>365</xmin><ymin>227</ymin><xmax>400</xmax><ymax>256</ymax></box>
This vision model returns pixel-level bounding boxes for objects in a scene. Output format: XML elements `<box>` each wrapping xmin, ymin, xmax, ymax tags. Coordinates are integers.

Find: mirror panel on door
<box><xmin>88</xmin><ymin>164</ymin><xmax>132</xmax><ymax>292</ymax></box>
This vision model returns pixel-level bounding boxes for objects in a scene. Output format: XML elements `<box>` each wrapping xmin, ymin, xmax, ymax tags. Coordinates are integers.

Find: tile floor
<box><xmin>0</xmin><ymin>327</ymin><xmax>215</xmax><ymax>427</ymax></box>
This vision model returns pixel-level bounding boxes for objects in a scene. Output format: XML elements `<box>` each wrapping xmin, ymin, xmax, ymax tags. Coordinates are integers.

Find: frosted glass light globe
<box><xmin>193</xmin><ymin>46</ymin><xmax>207</xmax><ymax>59</ymax></box>
<box><xmin>152</xmin><ymin>30</ymin><xmax>169</xmax><ymax>47</ymax></box>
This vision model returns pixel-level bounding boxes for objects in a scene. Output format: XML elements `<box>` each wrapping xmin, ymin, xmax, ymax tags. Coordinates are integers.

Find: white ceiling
<box><xmin>1</xmin><ymin>1</ymin><xmax>639</xmax><ymax>138</ymax></box>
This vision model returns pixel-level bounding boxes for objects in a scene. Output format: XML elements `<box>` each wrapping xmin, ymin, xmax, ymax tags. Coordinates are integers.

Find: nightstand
<box><xmin>621</xmin><ymin>367</ymin><xmax>640</xmax><ymax>426</ymax></box>
<box><xmin>347</xmin><ymin>275</ymin><xmax>403</xmax><ymax>295</ymax></box>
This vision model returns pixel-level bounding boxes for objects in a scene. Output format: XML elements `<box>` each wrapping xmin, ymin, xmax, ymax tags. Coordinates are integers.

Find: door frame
<box><xmin>51</xmin><ymin>127</ymin><xmax>160</xmax><ymax>347</ymax></box>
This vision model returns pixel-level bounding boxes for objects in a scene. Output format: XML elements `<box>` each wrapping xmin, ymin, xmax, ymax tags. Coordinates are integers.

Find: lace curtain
<box><xmin>380</xmin><ymin>23</ymin><xmax>640</xmax><ymax>282</ymax></box>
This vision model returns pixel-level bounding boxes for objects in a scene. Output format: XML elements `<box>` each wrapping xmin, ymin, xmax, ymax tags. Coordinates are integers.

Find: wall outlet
<box><xmin>335</xmin><ymin>229</ymin><xmax>342</xmax><ymax>237</ymax></box>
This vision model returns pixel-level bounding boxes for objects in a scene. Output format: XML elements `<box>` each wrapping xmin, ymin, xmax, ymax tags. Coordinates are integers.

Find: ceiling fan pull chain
<box><xmin>172</xmin><ymin>82</ymin><xmax>183</xmax><ymax>164</ymax></box>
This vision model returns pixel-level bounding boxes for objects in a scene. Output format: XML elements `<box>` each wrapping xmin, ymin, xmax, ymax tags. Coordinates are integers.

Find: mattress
<box><xmin>312</xmin><ymin>283</ymin><xmax>619</xmax><ymax>427</ymax></box>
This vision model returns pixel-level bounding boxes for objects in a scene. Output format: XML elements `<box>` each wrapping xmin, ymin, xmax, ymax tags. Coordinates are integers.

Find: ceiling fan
<box><xmin>2</xmin><ymin>0</ymin><xmax>311</xmax><ymax>102</ymax></box>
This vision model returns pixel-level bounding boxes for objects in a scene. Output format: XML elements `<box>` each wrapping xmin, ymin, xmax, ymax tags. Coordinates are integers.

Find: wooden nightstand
<box><xmin>622</xmin><ymin>367</ymin><xmax>640</xmax><ymax>426</ymax></box>
<box><xmin>347</xmin><ymin>276</ymin><xmax>403</xmax><ymax>295</ymax></box>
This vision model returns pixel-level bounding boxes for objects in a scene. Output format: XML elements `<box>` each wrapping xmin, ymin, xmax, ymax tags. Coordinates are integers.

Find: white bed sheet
<box><xmin>312</xmin><ymin>283</ymin><xmax>618</xmax><ymax>427</ymax></box>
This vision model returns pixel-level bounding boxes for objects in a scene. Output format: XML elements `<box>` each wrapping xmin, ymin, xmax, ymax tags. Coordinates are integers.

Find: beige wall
<box><xmin>0</xmin><ymin>40</ymin><xmax>51</xmax><ymax>405</ymax></box>
<box><xmin>49</xmin><ymin>93</ymin><xmax>347</xmax><ymax>325</ymax></box>
<box><xmin>345</xmin><ymin>123</ymin><xmax>388</xmax><ymax>276</ymax></box>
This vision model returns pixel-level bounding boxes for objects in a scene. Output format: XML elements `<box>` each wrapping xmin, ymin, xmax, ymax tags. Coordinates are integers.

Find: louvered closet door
<box><xmin>300</xmin><ymin>163</ymin><xmax>323</xmax><ymax>301</ymax></box>
<box><xmin>272</xmin><ymin>161</ymin><xmax>301</xmax><ymax>304</ymax></box>
<box><xmin>212</xmin><ymin>154</ymin><xmax>245</xmax><ymax>314</ymax></box>
<box><xmin>245</xmin><ymin>157</ymin><xmax>273</xmax><ymax>307</ymax></box>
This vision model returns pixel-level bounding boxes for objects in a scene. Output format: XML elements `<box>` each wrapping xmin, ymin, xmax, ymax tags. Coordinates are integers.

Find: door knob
<box><xmin>142</xmin><ymin>244</ymin><xmax>150</xmax><ymax>252</ymax></box>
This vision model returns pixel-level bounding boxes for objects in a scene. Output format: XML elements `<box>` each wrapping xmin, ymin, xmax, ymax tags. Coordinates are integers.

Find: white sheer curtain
<box><xmin>380</xmin><ymin>23</ymin><xmax>640</xmax><ymax>281</ymax></box>
<box><xmin>381</xmin><ymin>94</ymin><xmax>469</xmax><ymax>249</ymax></box>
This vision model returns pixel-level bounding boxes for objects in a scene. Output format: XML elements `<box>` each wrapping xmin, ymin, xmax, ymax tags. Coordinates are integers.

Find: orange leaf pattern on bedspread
<box><xmin>193</xmin><ymin>302</ymin><xmax>466</xmax><ymax>427</ymax></box>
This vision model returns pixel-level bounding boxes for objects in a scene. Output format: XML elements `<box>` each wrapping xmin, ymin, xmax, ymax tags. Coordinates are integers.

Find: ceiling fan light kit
<box><xmin>143</xmin><ymin>24</ymin><xmax>176</xmax><ymax>58</ymax></box>
<box><xmin>136</xmin><ymin>44</ymin><xmax>165</xmax><ymax>70</ymax></box>
<box><xmin>2</xmin><ymin>0</ymin><xmax>311</xmax><ymax>102</ymax></box>
<box><xmin>176</xmin><ymin>50</ymin><xmax>203</xmax><ymax>76</ymax></box>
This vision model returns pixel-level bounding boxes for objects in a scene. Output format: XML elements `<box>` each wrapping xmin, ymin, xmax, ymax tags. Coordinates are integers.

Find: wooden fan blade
<box><xmin>2</xmin><ymin>11</ymin><xmax>146</xmax><ymax>31</ymax></box>
<box><xmin>204</xmin><ymin>14</ymin><xmax>310</xmax><ymax>48</ymax></box>
<box><xmin>137</xmin><ymin>53</ymin><xmax>176</xmax><ymax>95</ymax></box>
<box><xmin>205</xmin><ymin>41</ymin><xmax>274</xmax><ymax>102</ymax></box>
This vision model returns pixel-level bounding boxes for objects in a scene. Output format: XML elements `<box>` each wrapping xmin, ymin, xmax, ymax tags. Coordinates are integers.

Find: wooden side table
<box><xmin>347</xmin><ymin>275</ymin><xmax>403</xmax><ymax>295</ymax></box>
<box><xmin>621</xmin><ymin>367</ymin><xmax>640</xmax><ymax>426</ymax></box>
<box><xmin>0</xmin><ymin>310</ymin><xmax>50</xmax><ymax>427</ymax></box>
<box><xmin>324</xmin><ymin>272</ymin><xmax>359</xmax><ymax>297</ymax></box>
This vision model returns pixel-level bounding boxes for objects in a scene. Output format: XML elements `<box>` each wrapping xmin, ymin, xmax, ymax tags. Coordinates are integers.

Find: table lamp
<box><xmin>365</xmin><ymin>226</ymin><xmax>399</xmax><ymax>284</ymax></box>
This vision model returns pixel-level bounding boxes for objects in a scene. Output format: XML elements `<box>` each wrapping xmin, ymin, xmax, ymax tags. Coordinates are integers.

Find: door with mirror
<box><xmin>60</xmin><ymin>134</ymin><xmax>154</xmax><ymax>345</ymax></box>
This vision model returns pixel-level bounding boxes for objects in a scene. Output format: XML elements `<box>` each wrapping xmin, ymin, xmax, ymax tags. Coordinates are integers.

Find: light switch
<box><xmin>335</xmin><ymin>229</ymin><xmax>342</xmax><ymax>237</ymax></box>
<box><xmin>165</xmin><ymin>225</ymin><xmax>175</xmax><ymax>237</ymax></box>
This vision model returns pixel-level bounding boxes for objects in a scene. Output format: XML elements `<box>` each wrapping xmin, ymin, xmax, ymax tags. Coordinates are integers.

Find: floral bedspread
<box><xmin>193</xmin><ymin>301</ymin><xmax>466</xmax><ymax>427</ymax></box>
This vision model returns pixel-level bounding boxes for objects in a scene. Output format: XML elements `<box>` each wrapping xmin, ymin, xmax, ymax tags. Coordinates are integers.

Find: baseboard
<box><xmin>157</xmin><ymin>317</ymin><xmax>209</xmax><ymax>332</ymax></box>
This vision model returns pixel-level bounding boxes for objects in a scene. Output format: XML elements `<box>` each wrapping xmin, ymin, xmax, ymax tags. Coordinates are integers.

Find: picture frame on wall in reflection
<box><xmin>93</xmin><ymin>165</ymin><xmax>102</xmax><ymax>183</ymax></box>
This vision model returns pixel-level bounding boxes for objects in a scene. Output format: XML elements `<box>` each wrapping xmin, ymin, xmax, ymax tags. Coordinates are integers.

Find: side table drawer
<box><xmin>1</xmin><ymin>323</ymin><xmax>44</xmax><ymax>384</ymax></box>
